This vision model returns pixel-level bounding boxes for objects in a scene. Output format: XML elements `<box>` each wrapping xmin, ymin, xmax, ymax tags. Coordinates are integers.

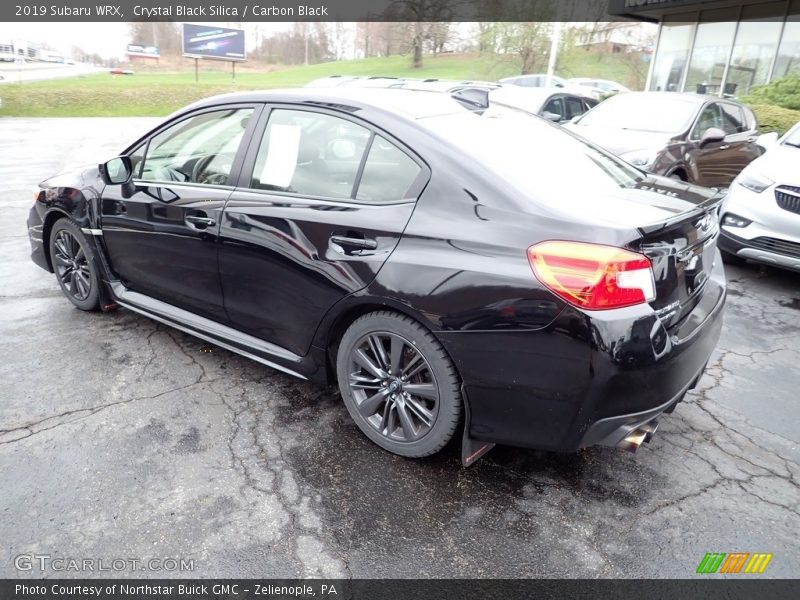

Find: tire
<box><xmin>336</xmin><ymin>311</ymin><xmax>462</xmax><ymax>458</ymax></box>
<box><xmin>48</xmin><ymin>219</ymin><xmax>101</xmax><ymax>311</ymax></box>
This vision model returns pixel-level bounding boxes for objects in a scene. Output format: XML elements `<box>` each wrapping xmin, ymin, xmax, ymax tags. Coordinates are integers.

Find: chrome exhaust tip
<box><xmin>617</xmin><ymin>420</ymin><xmax>659</xmax><ymax>452</ymax></box>
<box><xmin>617</xmin><ymin>429</ymin><xmax>647</xmax><ymax>453</ymax></box>
<box><xmin>640</xmin><ymin>420</ymin><xmax>659</xmax><ymax>443</ymax></box>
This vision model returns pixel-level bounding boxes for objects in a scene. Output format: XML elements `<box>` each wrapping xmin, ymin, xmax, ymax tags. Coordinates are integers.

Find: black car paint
<box><xmin>28</xmin><ymin>90</ymin><xmax>726</xmax><ymax>456</ymax></box>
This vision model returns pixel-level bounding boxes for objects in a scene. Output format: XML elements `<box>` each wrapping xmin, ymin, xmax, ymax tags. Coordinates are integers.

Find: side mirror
<box><xmin>699</xmin><ymin>127</ymin><xmax>726</xmax><ymax>148</ymax></box>
<box><xmin>99</xmin><ymin>156</ymin><xmax>133</xmax><ymax>185</ymax></box>
<box><xmin>542</xmin><ymin>111</ymin><xmax>562</xmax><ymax>122</ymax></box>
<box><xmin>755</xmin><ymin>131</ymin><xmax>779</xmax><ymax>151</ymax></box>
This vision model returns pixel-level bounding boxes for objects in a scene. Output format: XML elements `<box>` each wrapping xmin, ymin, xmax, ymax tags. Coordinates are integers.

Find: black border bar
<box><xmin>5</xmin><ymin>0</ymin><xmax>797</xmax><ymax>22</ymax></box>
<box><xmin>2</xmin><ymin>579</ymin><xmax>800</xmax><ymax>600</ymax></box>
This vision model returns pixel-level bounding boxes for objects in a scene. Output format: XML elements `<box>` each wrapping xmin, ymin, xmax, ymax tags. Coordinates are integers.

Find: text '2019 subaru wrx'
<box><xmin>28</xmin><ymin>88</ymin><xmax>726</xmax><ymax>465</ymax></box>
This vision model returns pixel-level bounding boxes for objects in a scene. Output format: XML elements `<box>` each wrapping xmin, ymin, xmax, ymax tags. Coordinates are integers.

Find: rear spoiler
<box><xmin>637</xmin><ymin>192</ymin><xmax>725</xmax><ymax>236</ymax></box>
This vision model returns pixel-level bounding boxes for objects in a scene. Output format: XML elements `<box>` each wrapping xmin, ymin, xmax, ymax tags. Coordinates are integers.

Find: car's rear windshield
<box><xmin>419</xmin><ymin>106</ymin><xmax>643</xmax><ymax>202</ymax></box>
<box><xmin>577</xmin><ymin>94</ymin><xmax>699</xmax><ymax>133</ymax></box>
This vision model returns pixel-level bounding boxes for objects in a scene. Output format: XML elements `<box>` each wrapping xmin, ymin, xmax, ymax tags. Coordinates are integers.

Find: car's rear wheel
<box><xmin>336</xmin><ymin>311</ymin><xmax>462</xmax><ymax>457</ymax></box>
<box><xmin>49</xmin><ymin>219</ymin><xmax>100</xmax><ymax>311</ymax></box>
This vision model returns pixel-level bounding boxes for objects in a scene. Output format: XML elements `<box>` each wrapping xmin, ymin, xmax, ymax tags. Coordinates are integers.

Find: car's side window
<box><xmin>691</xmin><ymin>103</ymin><xmax>723</xmax><ymax>140</ymax></box>
<box><xmin>543</xmin><ymin>97</ymin><xmax>565</xmax><ymax>120</ymax></box>
<box><xmin>250</xmin><ymin>109</ymin><xmax>371</xmax><ymax>199</ymax></box>
<box><xmin>565</xmin><ymin>96</ymin><xmax>585</xmax><ymax>120</ymax></box>
<box><xmin>139</xmin><ymin>108</ymin><xmax>253</xmax><ymax>186</ymax></box>
<box><xmin>720</xmin><ymin>103</ymin><xmax>746</xmax><ymax>135</ymax></box>
<box><xmin>356</xmin><ymin>136</ymin><xmax>422</xmax><ymax>203</ymax></box>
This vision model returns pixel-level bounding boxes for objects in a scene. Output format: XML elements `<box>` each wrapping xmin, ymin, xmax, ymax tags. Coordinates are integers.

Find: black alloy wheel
<box><xmin>337</xmin><ymin>311</ymin><xmax>461</xmax><ymax>457</ymax></box>
<box><xmin>49</xmin><ymin>219</ymin><xmax>100</xmax><ymax>311</ymax></box>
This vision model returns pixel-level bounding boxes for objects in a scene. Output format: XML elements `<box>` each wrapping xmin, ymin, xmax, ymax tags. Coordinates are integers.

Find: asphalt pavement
<box><xmin>1</xmin><ymin>117</ymin><xmax>798</xmax><ymax>578</ymax></box>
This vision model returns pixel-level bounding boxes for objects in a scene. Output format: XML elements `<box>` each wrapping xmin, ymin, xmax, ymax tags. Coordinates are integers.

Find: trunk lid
<box><xmin>629</xmin><ymin>192</ymin><xmax>723</xmax><ymax>329</ymax></box>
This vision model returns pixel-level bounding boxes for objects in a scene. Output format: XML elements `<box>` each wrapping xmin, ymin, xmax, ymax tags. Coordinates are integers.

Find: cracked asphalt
<box><xmin>1</xmin><ymin>117</ymin><xmax>799</xmax><ymax>579</ymax></box>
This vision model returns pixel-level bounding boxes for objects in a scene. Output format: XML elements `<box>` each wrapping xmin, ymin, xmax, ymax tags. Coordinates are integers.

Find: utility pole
<box><xmin>546</xmin><ymin>22</ymin><xmax>562</xmax><ymax>88</ymax></box>
<box><xmin>304</xmin><ymin>22</ymin><xmax>309</xmax><ymax>66</ymax></box>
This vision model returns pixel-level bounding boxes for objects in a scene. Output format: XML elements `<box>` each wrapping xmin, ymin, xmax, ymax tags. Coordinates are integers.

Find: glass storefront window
<box><xmin>727</xmin><ymin>3</ymin><xmax>785</xmax><ymax>95</ymax></box>
<box><xmin>685</xmin><ymin>9</ymin><xmax>738</xmax><ymax>95</ymax></box>
<box><xmin>775</xmin><ymin>0</ymin><xmax>800</xmax><ymax>77</ymax></box>
<box><xmin>650</xmin><ymin>22</ymin><xmax>694</xmax><ymax>92</ymax></box>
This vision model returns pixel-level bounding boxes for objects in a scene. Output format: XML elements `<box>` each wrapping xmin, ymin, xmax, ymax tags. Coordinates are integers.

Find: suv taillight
<box><xmin>527</xmin><ymin>241</ymin><xmax>655</xmax><ymax>310</ymax></box>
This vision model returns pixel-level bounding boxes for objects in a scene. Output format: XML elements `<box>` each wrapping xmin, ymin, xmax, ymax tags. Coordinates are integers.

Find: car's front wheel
<box><xmin>49</xmin><ymin>219</ymin><xmax>100</xmax><ymax>311</ymax></box>
<box><xmin>336</xmin><ymin>311</ymin><xmax>462</xmax><ymax>457</ymax></box>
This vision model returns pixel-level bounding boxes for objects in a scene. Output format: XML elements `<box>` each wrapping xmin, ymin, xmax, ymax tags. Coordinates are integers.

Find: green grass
<box><xmin>0</xmin><ymin>52</ymin><xmax>648</xmax><ymax>117</ymax></box>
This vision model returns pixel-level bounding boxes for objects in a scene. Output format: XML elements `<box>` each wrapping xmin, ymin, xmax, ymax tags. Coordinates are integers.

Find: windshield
<box><xmin>782</xmin><ymin>124</ymin><xmax>800</xmax><ymax>148</ymax></box>
<box><xmin>577</xmin><ymin>94</ymin><xmax>699</xmax><ymax>133</ymax></box>
<box><xmin>419</xmin><ymin>105</ymin><xmax>643</xmax><ymax>206</ymax></box>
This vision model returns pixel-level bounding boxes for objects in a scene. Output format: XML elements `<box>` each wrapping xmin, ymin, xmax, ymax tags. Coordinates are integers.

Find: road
<box><xmin>1</xmin><ymin>117</ymin><xmax>799</xmax><ymax>578</ymax></box>
<box><xmin>0</xmin><ymin>63</ymin><xmax>103</xmax><ymax>84</ymax></box>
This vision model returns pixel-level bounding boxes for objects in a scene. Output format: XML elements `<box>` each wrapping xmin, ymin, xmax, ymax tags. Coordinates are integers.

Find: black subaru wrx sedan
<box><xmin>27</xmin><ymin>88</ymin><xmax>726</xmax><ymax>465</ymax></box>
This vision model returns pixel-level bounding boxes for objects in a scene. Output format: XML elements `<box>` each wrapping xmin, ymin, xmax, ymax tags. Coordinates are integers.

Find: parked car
<box><xmin>488</xmin><ymin>86</ymin><xmax>597</xmax><ymax>123</ymax></box>
<box><xmin>565</xmin><ymin>92</ymin><xmax>763</xmax><ymax>188</ymax></box>
<box><xmin>28</xmin><ymin>88</ymin><xmax>726</xmax><ymax>464</ymax></box>
<box><xmin>718</xmin><ymin>121</ymin><xmax>800</xmax><ymax>272</ymax></box>
<box><xmin>499</xmin><ymin>73</ymin><xmax>589</xmax><ymax>97</ymax></box>
<box><xmin>567</xmin><ymin>77</ymin><xmax>630</xmax><ymax>101</ymax></box>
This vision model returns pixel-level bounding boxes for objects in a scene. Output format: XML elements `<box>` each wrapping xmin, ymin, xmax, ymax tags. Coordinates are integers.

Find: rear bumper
<box><xmin>437</xmin><ymin>251</ymin><xmax>726</xmax><ymax>452</ymax></box>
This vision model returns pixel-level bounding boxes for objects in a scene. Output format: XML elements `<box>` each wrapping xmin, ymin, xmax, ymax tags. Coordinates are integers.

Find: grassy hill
<box><xmin>0</xmin><ymin>52</ymin><xmax>647</xmax><ymax>117</ymax></box>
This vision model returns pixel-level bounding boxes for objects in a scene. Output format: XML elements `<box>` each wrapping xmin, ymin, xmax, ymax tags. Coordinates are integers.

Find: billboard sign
<box><xmin>182</xmin><ymin>24</ymin><xmax>246</xmax><ymax>61</ymax></box>
<box><xmin>127</xmin><ymin>44</ymin><xmax>160</xmax><ymax>58</ymax></box>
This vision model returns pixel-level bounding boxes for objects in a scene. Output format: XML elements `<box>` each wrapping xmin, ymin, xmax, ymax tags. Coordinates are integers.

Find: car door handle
<box><xmin>185</xmin><ymin>215</ymin><xmax>216</xmax><ymax>228</ymax></box>
<box><xmin>330</xmin><ymin>235</ymin><xmax>378</xmax><ymax>250</ymax></box>
<box><xmin>718</xmin><ymin>144</ymin><xmax>730</xmax><ymax>150</ymax></box>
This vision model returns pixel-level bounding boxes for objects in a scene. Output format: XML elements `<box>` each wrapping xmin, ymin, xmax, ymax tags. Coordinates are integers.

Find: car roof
<box><xmin>607</xmin><ymin>91</ymin><xmax>729</xmax><ymax>105</ymax></box>
<box><xmin>186</xmin><ymin>87</ymin><xmax>475</xmax><ymax>121</ymax></box>
<box><xmin>306</xmin><ymin>75</ymin><xmax>501</xmax><ymax>93</ymax></box>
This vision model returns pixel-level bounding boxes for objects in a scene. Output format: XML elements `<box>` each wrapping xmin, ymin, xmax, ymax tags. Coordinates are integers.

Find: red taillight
<box><xmin>527</xmin><ymin>241</ymin><xmax>655</xmax><ymax>310</ymax></box>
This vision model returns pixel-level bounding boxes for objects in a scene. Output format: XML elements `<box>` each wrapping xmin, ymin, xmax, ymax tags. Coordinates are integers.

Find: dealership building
<box><xmin>611</xmin><ymin>0</ymin><xmax>800</xmax><ymax>96</ymax></box>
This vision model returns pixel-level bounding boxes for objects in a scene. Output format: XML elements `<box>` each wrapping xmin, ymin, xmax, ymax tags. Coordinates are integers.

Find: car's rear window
<box><xmin>419</xmin><ymin>107</ymin><xmax>643</xmax><ymax>204</ymax></box>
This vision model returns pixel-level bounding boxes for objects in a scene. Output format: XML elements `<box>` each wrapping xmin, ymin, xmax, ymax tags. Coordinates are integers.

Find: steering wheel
<box><xmin>191</xmin><ymin>154</ymin><xmax>218</xmax><ymax>183</ymax></box>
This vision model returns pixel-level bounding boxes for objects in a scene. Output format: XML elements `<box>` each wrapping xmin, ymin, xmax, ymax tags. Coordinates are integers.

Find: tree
<box><xmin>127</xmin><ymin>22</ymin><xmax>180</xmax><ymax>54</ymax></box>
<box><xmin>385</xmin><ymin>0</ymin><xmax>454</xmax><ymax>68</ymax></box>
<box><xmin>480</xmin><ymin>23</ymin><xmax>552</xmax><ymax>74</ymax></box>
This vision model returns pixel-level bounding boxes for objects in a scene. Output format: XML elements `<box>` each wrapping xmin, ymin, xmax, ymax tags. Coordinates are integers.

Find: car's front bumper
<box><xmin>719</xmin><ymin>183</ymin><xmax>800</xmax><ymax>272</ymax></box>
<box><xmin>437</xmin><ymin>251</ymin><xmax>726</xmax><ymax>453</ymax></box>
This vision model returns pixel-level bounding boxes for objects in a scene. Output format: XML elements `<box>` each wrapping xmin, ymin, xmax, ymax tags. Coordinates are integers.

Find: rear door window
<box><xmin>565</xmin><ymin>96</ymin><xmax>586</xmax><ymax>120</ymax></box>
<box><xmin>250</xmin><ymin>109</ymin><xmax>371</xmax><ymax>199</ymax></box>
<box><xmin>356</xmin><ymin>136</ymin><xmax>422</xmax><ymax>203</ymax></box>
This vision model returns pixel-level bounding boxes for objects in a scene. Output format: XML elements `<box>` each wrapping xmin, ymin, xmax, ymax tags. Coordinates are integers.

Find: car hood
<box><xmin>564</xmin><ymin>124</ymin><xmax>674</xmax><ymax>156</ymax></box>
<box><xmin>745</xmin><ymin>143</ymin><xmax>800</xmax><ymax>184</ymax></box>
<box><xmin>40</xmin><ymin>163</ymin><xmax>100</xmax><ymax>189</ymax></box>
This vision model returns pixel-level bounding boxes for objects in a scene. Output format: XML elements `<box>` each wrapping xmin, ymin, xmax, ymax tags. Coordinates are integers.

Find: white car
<box><xmin>567</xmin><ymin>78</ymin><xmax>630</xmax><ymax>101</ymax></box>
<box><xmin>499</xmin><ymin>74</ymin><xmax>591</xmax><ymax>98</ymax></box>
<box><xmin>719</xmin><ymin>122</ymin><xmax>800</xmax><ymax>272</ymax></box>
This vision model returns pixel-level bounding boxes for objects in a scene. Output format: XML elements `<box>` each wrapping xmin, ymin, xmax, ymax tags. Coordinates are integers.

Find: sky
<box><xmin>0</xmin><ymin>22</ymin><xmax>295</xmax><ymax>59</ymax></box>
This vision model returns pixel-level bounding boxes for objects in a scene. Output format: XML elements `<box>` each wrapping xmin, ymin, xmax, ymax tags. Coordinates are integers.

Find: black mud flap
<box><xmin>460</xmin><ymin>383</ymin><xmax>495</xmax><ymax>467</ymax></box>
